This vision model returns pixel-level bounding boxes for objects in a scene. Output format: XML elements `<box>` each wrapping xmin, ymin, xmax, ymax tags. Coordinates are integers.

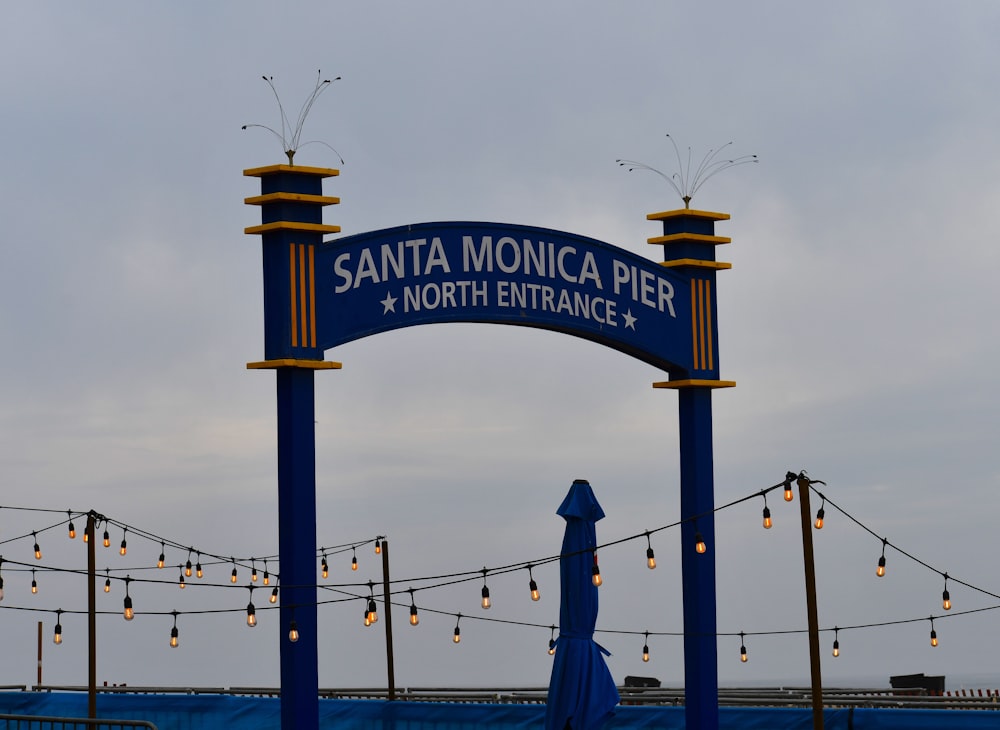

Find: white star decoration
<box><xmin>623</xmin><ymin>309</ymin><xmax>637</xmax><ymax>330</ymax></box>
<box><xmin>381</xmin><ymin>292</ymin><xmax>398</xmax><ymax>314</ymax></box>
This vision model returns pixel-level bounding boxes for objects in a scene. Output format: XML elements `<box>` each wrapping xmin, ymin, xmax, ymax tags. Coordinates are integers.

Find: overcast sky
<box><xmin>2</xmin><ymin>2</ymin><xmax>1000</xmax><ymax>693</ymax></box>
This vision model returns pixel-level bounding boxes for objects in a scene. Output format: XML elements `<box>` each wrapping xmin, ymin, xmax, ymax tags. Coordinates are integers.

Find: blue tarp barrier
<box><xmin>1</xmin><ymin>693</ymin><xmax>998</xmax><ymax>730</ymax></box>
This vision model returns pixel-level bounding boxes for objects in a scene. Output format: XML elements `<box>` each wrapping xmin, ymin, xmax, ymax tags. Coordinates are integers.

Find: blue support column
<box><xmin>649</xmin><ymin>208</ymin><xmax>735</xmax><ymax>730</ymax></box>
<box><xmin>244</xmin><ymin>164</ymin><xmax>342</xmax><ymax>730</ymax></box>
<box><xmin>276</xmin><ymin>366</ymin><xmax>319</xmax><ymax>730</ymax></box>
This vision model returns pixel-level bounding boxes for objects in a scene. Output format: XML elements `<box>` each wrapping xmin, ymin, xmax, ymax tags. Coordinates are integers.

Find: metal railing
<box><xmin>0</xmin><ymin>715</ymin><xmax>157</xmax><ymax>730</ymax></box>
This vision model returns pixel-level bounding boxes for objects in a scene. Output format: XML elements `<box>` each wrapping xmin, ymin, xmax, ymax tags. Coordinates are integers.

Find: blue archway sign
<box><xmin>245</xmin><ymin>164</ymin><xmax>733</xmax><ymax>730</ymax></box>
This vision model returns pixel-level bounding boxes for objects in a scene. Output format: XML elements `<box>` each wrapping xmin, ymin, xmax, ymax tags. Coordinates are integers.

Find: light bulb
<box><xmin>288</xmin><ymin>620</ymin><xmax>299</xmax><ymax>643</ymax></box>
<box><xmin>814</xmin><ymin>507</ymin><xmax>825</xmax><ymax>530</ymax></box>
<box><xmin>83</xmin><ymin>532</ymin><xmax>88</xmax><ymax>544</ymax></box>
<box><xmin>123</xmin><ymin>596</ymin><xmax>134</xmax><ymax>621</ymax></box>
<box><xmin>246</xmin><ymin>603</ymin><xmax>257</xmax><ymax>628</ymax></box>
<box><xmin>364</xmin><ymin>609</ymin><xmax>372</xmax><ymax>627</ymax></box>
<box><xmin>642</xmin><ymin>645</ymin><xmax>650</xmax><ymax>662</ymax></box>
<box><xmin>530</xmin><ymin>579</ymin><xmax>540</xmax><ymax>601</ymax></box>
<box><xmin>120</xmin><ymin>539</ymin><xmax>127</xmax><ymax>556</ymax></box>
<box><xmin>367</xmin><ymin>598</ymin><xmax>378</xmax><ymax>623</ymax></box>
<box><xmin>269</xmin><ymin>587</ymin><xmax>278</xmax><ymax>603</ymax></box>
<box><xmin>548</xmin><ymin>639</ymin><xmax>556</xmax><ymax>656</ymax></box>
<box><xmin>453</xmin><ymin>626</ymin><xmax>461</xmax><ymax>643</ymax></box>
<box><xmin>251</xmin><ymin>567</ymin><xmax>258</xmax><ymax>583</ymax></box>
<box><xmin>54</xmin><ymin>623</ymin><xmax>63</xmax><ymax>645</ymax></box>
<box><xmin>170</xmin><ymin>626</ymin><xmax>179</xmax><ymax>648</ymax></box>
<box><xmin>695</xmin><ymin>532</ymin><xmax>707</xmax><ymax>554</ymax></box>
<box><xmin>321</xmin><ymin>558</ymin><xmax>328</xmax><ymax>580</ymax></box>
<box><xmin>157</xmin><ymin>551</ymin><xmax>165</xmax><ymax>570</ymax></box>
<box><xmin>351</xmin><ymin>555</ymin><xmax>358</xmax><ymax>571</ymax></box>
<box><xmin>231</xmin><ymin>566</ymin><xmax>238</xmax><ymax>584</ymax></box>
<box><xmin>34</xmin><ymin>543</ymin><xmax>42</xmax><ymax>561</ymax></box>
<box><xmin>375</xmin><ymin>539</ymin><xmax>381</xmax><ymax>555</ymax></box>
<box><xmin>876</xmin><ymin>555</ymin><xmax>886</xmax><ymax>578</ymax></box>
<box><xmin>481</xmin><ymin>585</ymin><xmax>491</xmax><ymax>609</ymax></box>
<box><xmin>262</xmin><ymin>569</ymin><xmax>269</xmax><ymax>586</ymax></box>
<box><xmin>104</xmin><ymin>578</ymin><xmax>111</xmax><ymax>593</ymax></box>
<box><xmin>31</xmin><ymin>579</ymin><xmax>38</xmax><ymax>594</ymax></box>
<box><xmin>103</xmin><ymin>530</ymin><xmax>111</xmax><ymax>548</ymax></box>
<box><xmin>410</xmin><ymin>604</ymin><xmax>420</xmax><ymax>626</ymax></box>
<box><xmin>0</xmin><ymin>578</ymin><xmax>5</xmax><ymax>602</ymax></box>
<box><xmin>784</xmin><ymin>485</ymin><xmax>794</xmax><ymax>502</ymax></box>
<box><xmin>591</xmin><ymin>565</ymin><xmax>602</xmax><ymax>587</ymax></box>
<box><xmin>185</xmin><ymin>560</ymin><xmax>192</xmax><ymax>578</ymax></box>
<box><xmin>196</xmin><ymin>562</ymin><xmax>203</xmax><ymax>579</ymax></box>
<box><xmin>832</xmin><ymin>640</ymin><xmax>840</xmax><ymax>657</ymax></box>
<box><xmin>930</xmin><ymin>630</ymin><xmax>938</xmax><ymax>647</ymax></box>
<box><xmin>943</xmin><ymin>590</ymin><xmax>951</xmax><ymax>611</ymax></box>
<box><xmin>646</xmin><ymin>547</ymin><xmax>657</xmax><ymax>569</ymax></box>
<box><xmin>68</xmin><ymin>521</ymin><xmax>76</xmax><ymax>540</ymax></box>
<box><xmin>740</xmin><ymin>647</ymin><xmax>748</xmax><ymax>663</ymax></box>
<box><xmin>178</xmin><ymin>570</ymin><xmax>186</xmax><ymax>589</ymax></box>
<box><xmin>762</xmin><ymin>507</ymin><xmax>772</xmax><ymax>530</ymax></box>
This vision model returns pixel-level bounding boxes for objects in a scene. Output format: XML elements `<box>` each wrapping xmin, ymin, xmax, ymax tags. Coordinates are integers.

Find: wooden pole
<box><xmin>381</xmin><ymin>539</ymin><xmax>396</xmax><ymax>701</ymax></box>
<box><xmin>797</xmin><ymin>475</ymin><xmax>824</xmax><ymax>730</ymax></box>
<box><xmin>36</xmin><ymin>621</ymin><xmax>42</xmax><ymax>686</ymax></box>
<box><xmin>86</xmin><ymin>512</ymin><xmax>97</xmax><ymax>720</ymax></box>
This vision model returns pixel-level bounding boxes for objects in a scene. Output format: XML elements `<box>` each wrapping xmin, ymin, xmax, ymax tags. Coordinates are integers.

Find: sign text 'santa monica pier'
<box><xmin>291</xmin><ymin>221</ymin><xmax>713</xmax><ymax>376</ymax></box>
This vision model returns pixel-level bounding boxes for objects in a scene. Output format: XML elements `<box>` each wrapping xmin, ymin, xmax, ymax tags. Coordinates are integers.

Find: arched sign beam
<box><xmin>245</xmin><ymin>164</ymin><xmax>733</xmax><ymax>730</ymax></box>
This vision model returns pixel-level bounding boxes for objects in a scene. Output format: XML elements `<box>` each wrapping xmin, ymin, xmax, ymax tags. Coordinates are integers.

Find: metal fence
<box><xmin>0</xmin><ymin>715</ymin><xmax>157</xmax><ymax>730</ymax></box>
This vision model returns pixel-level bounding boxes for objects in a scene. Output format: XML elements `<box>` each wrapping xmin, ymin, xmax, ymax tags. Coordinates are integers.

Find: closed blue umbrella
<box><xmin>545</xmin><ymin>479</ymin><xmax>620</xmax><ymax>730</ymax></box>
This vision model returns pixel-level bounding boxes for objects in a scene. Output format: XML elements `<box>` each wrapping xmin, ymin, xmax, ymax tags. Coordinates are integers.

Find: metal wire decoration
<box><xmin>617</xmin><ymin>134</ymin><xmax>757</xmax><ymax>208</ymax></box>
<box><xmin>242</xmin><ymin>70</ymin><xmax>344</xmax><ymax>166</ymax></box>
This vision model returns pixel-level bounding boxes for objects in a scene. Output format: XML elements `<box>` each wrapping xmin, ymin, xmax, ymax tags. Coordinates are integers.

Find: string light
<box><xmin>170</xmin><ymin>611</ymin><xmax>179</xmax><ymax>648</ymax></box>
<box><xmin>591</xmin><ymin>553</ymin><xmax>603</xmax><ymax>587</ymax></box>
<box><xmin>321</xmin><ymin>554</ymin><xmax>329</xmax><ymax>580</ymax></box>
<box><xmin>54</xmin><ymin>610</ymin><xmax>63</xmax><ymax>645</ymax></box>
<box><xmin>123</xmin><ymin>576</ymin><xmax>134</xmax><ymax>621</ymax></box>
<box><xmin>33</xmin><ymin>532</ymin><xmax>42</xmax><ymax>560</ymax></box>
<box><xmin>178</xmin><ymin>566</ymin><xmax>186</xmax><ymax>589</ymax></box>
<box><xmin>783</xmin><ymin>472</ymin><xmax>795</xmax><ymax>502</ymax></box>
<box><xmin>375</xmin><ymin>538</ymin><xmax>382</xmax><ymax>555</ymax></box>
<box><xmin>481</xmin><ymin>568</ymin><xmax>492</xmax><ymax>609</ymax></box>
<box><xmin>929</xmin><ymin>617</ymin><xmax>938</xmax><ymax>647</ymax></box>
<box><xmin>548</xmin><ymin>625</ymin><xmax>557</xmax><ymax>656</ymax></box>
<box><xmin>31</xmin><ymin>568</ymin><xmax>38</xmax><ymax>594</ymax></box>
<box><xmin>185</xmin><ymin>550</ymin><xmax>193</xmax><ymax>578</ymax></box>
<box><xmin>251</xmin><ymin>558</ymin><xmax>258</xmax><ymax>583</ymax></box>
<box><xmin>366</xmin><ymin>581</ymin><xmax>378</xmax><ymax>624</ymax></box>
<box><xmin>408</xmin><ymin>588</ymin><xmax>419</xmax><ymax>626</ymax></box>
<box><xmin>196</xmin><ymin>553</ymin><xmax>203</xmax><ymax>579</ymax></box>
<box><xmin>288</xmin><ymin>618</ymin><xmax>299</xmax><ymax>643</ymax></box>
<box><xmin>270</xmin><ymin>584</ymin><xmax>278</xmax><ymax>604</ymax></box>
<box><xmin>104</xmin><ymin>570</ymin><xmax>111</xmax><ymax>593</ymax></box>
<box><xmin>761</xmin><ymin>492</ymin><xmax>773</xmax><ymax>530</ymax></box>
<box><xmin>645</xmin><ymin>532</ymin><xmax>657</xmax><ymax>568</ymax></box>
<box><xmin>453</xmin><ymin>613</ymin><xmax>462</xmax><ymax>644</ymax></box>
<box><xmin>694</xmin><ymin>531</ymin><xmax>707</xmax><ymax>555</ymax></box>
<box><xmin>0</xmin><ymin>558</ymin><xmax>5</xmax><ymax>602</ymax></box>
<box><xmin>642</xmin><ymin>631</ymin><xmax>650</xmax><ymax>663</ymax></box>
<box><xmin>528</xmin><ymin>565</ymin><xmax>541</xmax><ymax>601</ymax></box>
<box><xmin>119</xmin><ymin>528</ymin><xmax>128</xmax><ymax>556</ymax></box>
<box><xmin>157</xmin><ymin>542</ymin><xmax>165</xmax><ymax>569</ymax></box>
<box><xmin>814</xmin><ymin>498</ymin><xmax>826</xmax><ymax>530</ymax></box>
<box><xmin>363</xmin><ymin>604</ymin><xmax>372</xmax><ymax>627</ymax></box>
<box><xmin>262</xmin><ymin>560</ymin><xmax>270</xmax><ymax>586</ymax></box>
<box><xmin>230</xmin><ymin>559</ymin><xmax>238</xmax><ymax>584</ymax></box>
<box><xmin>876</xmin><ymin>539</ymin><xmax>888</xmax><ymax>578</ymax></box>
<box><xmin>102</xmin><ymin>528</ymin><xmax>111</xmax><ymax>549</ymax></box>
<box><xmin>739</xmin><ymin>632</ymin><xmax>748</xmax><ymax>663</ymax></box>
<box><xmin>942</xmin><ymin>574</ymin><xmax>952</xmax><ymax>611</ymax></box>
<box><xmin>351</xmin><ymin>547</ymin><xmax>358</xmax><ymax>572</ymax></box>
<box><xmin>246</xmin><ymin>587</ymin><xmax>257</xmax><ymax>628</ymax></box>
<box><xmin>832</xmin><ymin>627</ymin><xmax>840</xmax><ymax>657</ymax></box>
<box><xmin>67</xmin><ymin>512</ymin><xmax>76</xmax><ymax>540</ymax></box>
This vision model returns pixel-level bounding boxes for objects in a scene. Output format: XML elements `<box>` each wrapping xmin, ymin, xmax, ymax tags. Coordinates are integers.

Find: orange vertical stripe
<box><xmin>697</xmin><ymin>280</ymin><xmax>707</xmax><ymax>370</ymax></box>
<box><xmin>308</xmin><ymin>244</ymin><xmax>317</xmax><ymax>347</ymax></box>
<box><xmin>704</xmin><ymin>280</ymin><xmax>714</xmax><ymax>371</ymax></box>
<box><xmin>691</xmin><ymin>284</ymin><xmax>700</xmax><ymax>370</ymax></box>
<box><xmin>299</xmin><ymin>245</ymin><xmax>308</xmax><ymax>347</ymax></box>
<box><xmin>289</xmin><ymin>244</ymin><xmax>299</xmax><ymax>347</ymax></box>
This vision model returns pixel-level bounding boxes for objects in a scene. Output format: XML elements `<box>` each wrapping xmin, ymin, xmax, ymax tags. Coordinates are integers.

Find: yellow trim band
<box><xmin>245</xmin><ymin>221</ymin><xmax>341</xmax><ymax>235</ymax></box>
<box><xmin>646</xmin><ymin>209</ymin><xmax>730</xmax><ymax>222</ymax></box>
<box><xmin>660</xmin><ymin>259</ymin><xmax>732</xmax><ymax>271</ymax></box>
<box><xmin>648</xmin><ymin>233</ymin><xmax>731</xmax><ymax>246</ymax></box>
<box><xmin>652</xmin><ymin>379</ymin><xmax>735</xmax><ymax>389</ymax></box>
<box><xmin>243</xmin><ymin>165</ymin><xmax>340</xmax><ymax>178</ymax></box>
<box><xmin>244</xmin><ymin>192</ymin><xmax>340</xmax><ymax>206</ymax></box>
<box><xmin>247</xmin><ymin>359</ymin><xmax>342</xmax><ymax>370</ymax></box>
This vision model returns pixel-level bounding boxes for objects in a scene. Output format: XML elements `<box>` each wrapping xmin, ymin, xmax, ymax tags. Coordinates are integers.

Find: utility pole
<box><xmin>797</xmin><ymin>473</ymin><xmax>824</xmax><ymax>730</ymax></box>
